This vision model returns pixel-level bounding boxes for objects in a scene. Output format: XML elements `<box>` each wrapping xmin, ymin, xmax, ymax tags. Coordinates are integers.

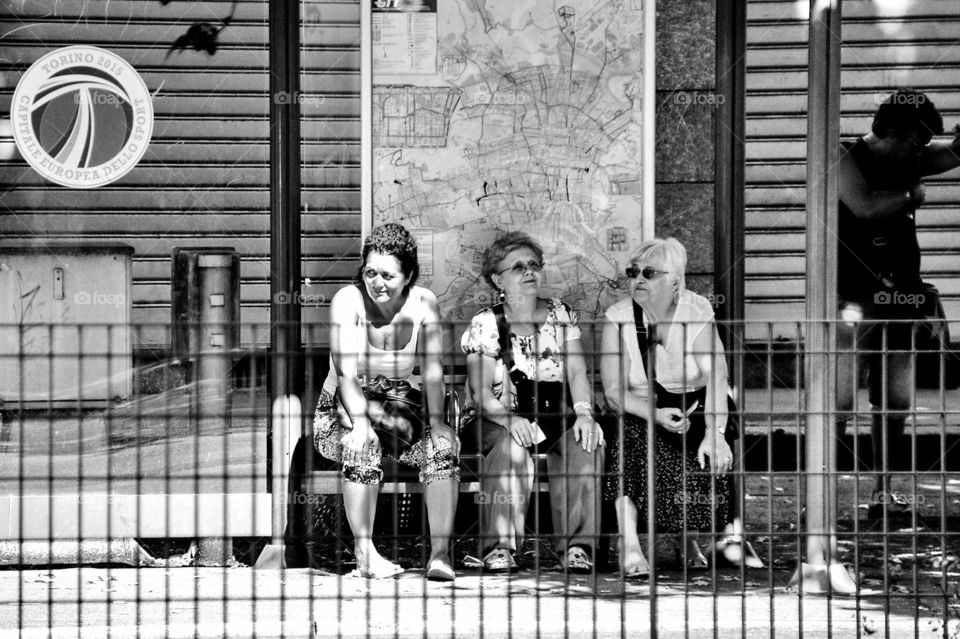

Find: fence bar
<box><xmin>794</xmin><ymin>0</ymin><xmax>856</xmax><ymax>594</ymax></box>
<box><xmin>260</xmin><ymin>0</ymin><xmax>303</xmax><ymax>567</ymax></box>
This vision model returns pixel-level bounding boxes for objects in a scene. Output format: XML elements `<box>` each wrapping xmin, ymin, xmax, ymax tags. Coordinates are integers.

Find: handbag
<box><xmin>493</xmin><ymin>303</ymin><xmax>572</xmax><ymax>449</ymax></box>
<box><xmin>632</xmin><ymin>301</ymin><xmax>740</xmax><ymax>442</ymax></box>
<box><xmin>343</xmin><ymin>375</ymin><xmax>425</xmax><ymax>454</ymax></box>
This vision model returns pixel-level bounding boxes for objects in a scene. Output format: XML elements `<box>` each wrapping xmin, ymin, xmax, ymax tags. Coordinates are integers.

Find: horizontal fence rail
<box><xmin>0</xmin><ymin>319</ymin><xmax>958</xmax><ymax>638</ymax></box>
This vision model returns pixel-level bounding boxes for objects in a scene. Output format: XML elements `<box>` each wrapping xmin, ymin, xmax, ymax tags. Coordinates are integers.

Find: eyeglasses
<box><xmin>498</xmin><ymin>259</ymin><xmax>543</xmax><ymax>275</ymax></box>
<box><xmin>625</xmin><ymin>265</ymin><xmax>670</xmax><ymax>280</ymax></box>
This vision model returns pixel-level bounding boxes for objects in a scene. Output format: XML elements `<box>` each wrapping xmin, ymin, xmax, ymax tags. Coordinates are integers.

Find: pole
<box><xmin>257</xmin><ymin>0</ymin><xmax>303</xmax><ymax>568</ymax></box>
<box><xmin>790</xmin><ymin>0</ymin><xmax>855</xmax><ymax>594</ymax></box>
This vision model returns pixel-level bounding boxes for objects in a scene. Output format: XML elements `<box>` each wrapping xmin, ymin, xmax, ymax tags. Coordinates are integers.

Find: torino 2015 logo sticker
<box><xmin>11</xmin><ymin>45</ymin><xmax>153</xmax><ymax>189</ymax></box>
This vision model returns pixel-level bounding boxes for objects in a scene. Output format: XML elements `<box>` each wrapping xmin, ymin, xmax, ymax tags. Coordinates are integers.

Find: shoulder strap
<box><xmin>492</xmin><ymin>303</ymin><xmax>516</xmax><ymax>372</ymax></box>
<box><xmin>632</xmin><ymin>301</ymin><xmax>653</xmax><ymax>379</ymax></box>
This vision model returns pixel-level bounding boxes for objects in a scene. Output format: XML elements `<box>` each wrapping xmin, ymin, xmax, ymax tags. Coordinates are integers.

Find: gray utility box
<box><xmin>170</xmin><ymin>248</ymin><xmax>240</xmax><ymax>379</ymax></box>
<box><xmin>0</xmin><ymin>242</ymin><xmax>133</xmax><ymax>403</ymax></box>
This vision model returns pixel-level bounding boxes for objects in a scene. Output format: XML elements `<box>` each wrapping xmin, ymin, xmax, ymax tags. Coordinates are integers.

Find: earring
<box><xmin>497</xmin><ymin>288</ymin><xmax>506</xmax><ymax>302</ymax></box>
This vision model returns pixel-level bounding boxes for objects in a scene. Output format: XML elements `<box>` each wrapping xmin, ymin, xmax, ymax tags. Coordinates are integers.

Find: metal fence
<box><xmin>2</xmin><ymin>318</ymin><xmax>959</xmax><ymax>638</ymax></box>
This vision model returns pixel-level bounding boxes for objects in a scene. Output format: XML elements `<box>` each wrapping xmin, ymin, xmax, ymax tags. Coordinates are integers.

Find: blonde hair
<box><xmin>628</xmin><ymin>237</ymin><xmax>687</xmax><ymax>294</ymax></box>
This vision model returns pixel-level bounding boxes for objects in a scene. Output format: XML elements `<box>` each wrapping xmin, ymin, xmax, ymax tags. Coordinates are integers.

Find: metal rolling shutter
<box><xmin>746</xmin><ymin>0</ymin><xmax>960</xmax><ymax>339</ymax></box>
<box><xmin>0</xmin><ymin>0</ymin><xmax>361</xmax><ymax>347</ymax></box>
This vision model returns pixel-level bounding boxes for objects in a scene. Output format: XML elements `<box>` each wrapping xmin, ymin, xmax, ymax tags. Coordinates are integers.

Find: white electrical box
<box><xmin>0</xmin><ymin>243</ymin><xmax>133</xmax><ymax>403</ymax></box>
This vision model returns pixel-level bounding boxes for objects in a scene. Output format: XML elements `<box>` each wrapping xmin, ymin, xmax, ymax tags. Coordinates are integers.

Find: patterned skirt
<box><xmin>313</xmin><ymin>389</ymin><xmax>458</xmax><ymax>485</ymax></box>
<box><xmin>604</xmin><ymin>412</ymin><xmax>731</xmax><ymax>532</ymax></box>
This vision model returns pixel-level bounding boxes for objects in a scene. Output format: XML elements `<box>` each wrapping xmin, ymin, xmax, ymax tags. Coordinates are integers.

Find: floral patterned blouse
<box><xmin>460</xmin><ymin>298</ymin><xmax>581</xmax><ymax>408</ymax></box>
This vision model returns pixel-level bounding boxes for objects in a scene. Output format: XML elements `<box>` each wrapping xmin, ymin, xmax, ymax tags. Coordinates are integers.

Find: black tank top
<box><xmin>837</xmin><ymin>137</ymin><xmax>922</xmax><ymax>299</ymax></box>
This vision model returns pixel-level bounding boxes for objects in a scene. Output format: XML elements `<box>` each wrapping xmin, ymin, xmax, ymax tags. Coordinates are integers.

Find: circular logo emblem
<box><xmin>11</xmin><ymin>45</ymin><xmax>153</xmax><ymax>188</ymax></box>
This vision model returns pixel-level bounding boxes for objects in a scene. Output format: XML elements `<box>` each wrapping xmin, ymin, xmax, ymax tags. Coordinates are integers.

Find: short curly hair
<box><xmin>872</xmin><ymin>88</ymin><xmax>944</xmax><ymax>141</ymax></box>
<box><xmin>480</xmin><ymin>231</ymin><xmax>544</xmax><ymax>290</ymax></box>
<box><xmin>356</xmin><ymin>222</ymin><xmax>420</xmax><ymax>288</ymax></box>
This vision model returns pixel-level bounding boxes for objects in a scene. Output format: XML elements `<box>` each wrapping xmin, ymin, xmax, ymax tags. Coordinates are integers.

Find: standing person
<box><xmin>460</xmin><ymin>232</ymin><xmax>605</xmax><ymax>573</ymax></box>
<box><xmin>600</xmin><ymin>238</ymin><xmax>735</xmax><ymax>577</ymax></box>
<box><xmin>837</xmin><ymin>88</ymin><xmax>960</xmax><ymax>518</ymax></box>
<box><xmin>313</xmin><ymin>223</ymin><xmax>460</xmax><ymax>580</ymax></box>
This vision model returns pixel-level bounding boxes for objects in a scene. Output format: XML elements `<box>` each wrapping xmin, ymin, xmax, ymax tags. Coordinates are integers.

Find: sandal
<box><xmin>350</xmin><ymin>555</ymin><xmax>405</xmax><ymax>579</ymax></box>
<box><xmin>621</xmin><ymin>548</ymin><xmax>650</xmax><ymax>579</ymax></box>
<box><xmin>711</xmin><ymin>536</ymin><xmax>764</xmax><ymax>569</ymax></box>
<box><xmin>482</xmin><ymin>548</ymin><xmax>517</xmax><ymax>572</ymax></box>
<box><xmin>425</xmin><ymin>558</ymin><xmax>456</xmax><ymax>582</ymax></box>
<box><xmin>565</xmin><ymin>546</ymin><xmax>594</xmax><ymax>574</ymax></box>
<box><xmin>682</xmin><ymin>539</ymin><xmax>708</xmax><ymax>570</ymax></box>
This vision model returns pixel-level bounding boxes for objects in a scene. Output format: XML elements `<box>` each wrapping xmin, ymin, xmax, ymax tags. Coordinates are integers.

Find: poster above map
<box><xmin>371</xmin><ymin>0</ymin><xmax>438</xmax><ymax>75</ymax></box>
<box><xmin>370</xmin><ymin>0</ymin><xmax>646</xmax><ymax>322</ymax></box>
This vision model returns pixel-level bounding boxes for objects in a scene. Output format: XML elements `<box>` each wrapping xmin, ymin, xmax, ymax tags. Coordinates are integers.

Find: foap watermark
<box><xmin>471</xmin><ymin>291</ymin><xmax>535</xmax><ymax>307</ymax></box>
<box><xmin>273</xmin><ymin>91</ymin><xmax>325</xmax><ymax>107</ymax></box>
<box><xmin>673</xmin><ymin>490</ymin><xmax>726</xmax><ymax>506</ymax></box>
<box><xmin>290</xmin><ymin>492</ymin><xmax>331</xmax><ymax>506</ymax></box>
<box><xmin>73</xmin><ymin>290</ymin><xmax>126</xmax><ymax>307</ymax></box>
<box><xmin>273</xmin><ymin>290</ymin><xmax>327</xmax><ymax>307</ymax></box>
<box><xmin>474</xmin><ymin>491</ymin><xmax>522</xmax><ymax>505</ymax></box>
<box><xmin>873</xmin><ymin>91</ymin><xmax>928</xmax><ymax>107</ymax></box>
<box><xmin>874</xmin><ymin>290</ymin><xmax>925</xmax><ymax>308</ymax></box>
<box><xmin>673</xmin><ymin>91</ymin><xmax>725</xmax><ymax>107</ymax></box>
<box><xmin>704</xmin><ymin>293</ymin><xmax>726</xmax><ymax>308</ymax></box>
<box><xmin>876</xmin><ymin>491</ymin><xmax>925</xmax><ymax>506</ymax></box>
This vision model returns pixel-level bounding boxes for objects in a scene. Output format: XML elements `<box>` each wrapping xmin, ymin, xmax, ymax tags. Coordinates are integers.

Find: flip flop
<box><xmin>623</xmin><ymin>560</ymin><xmax>650</xmax><ymax>579</ymax></box>
<box><xmin>350</xmin><ymin>556</ymin><xmax>405</xmax><ymax>579</ymax></box>
<box><xmin>482</xmin><ymin>548</ymin><xmax>517</xmax><ymax>572</ymax></box>
<box><xmin>682</xmin><ymin>540</ymin><xmax>708</xmax><ymax>570</ymax></box>
<box><xmin>621</xmin><ymin>549</ymin><xmax>650</xmax><ymax>579</ymax></box>
<box><xmin>426</xmin><ymin>559</ymin><xmax>456</xmax><ymax>582</ymax></box>
<box><xmin>565</xmin><ymin>546</ymin><xmax>594</xmax><ymax>574</ymax></box>
<box><xmin>710</xmin><ymin>536</ymin><xmax>764</xmax><ymax>569</ymax></box>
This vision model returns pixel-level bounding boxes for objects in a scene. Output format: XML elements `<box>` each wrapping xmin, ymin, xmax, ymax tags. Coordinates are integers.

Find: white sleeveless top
<box><xmin>321</xmin><ymin>285</ymin><xmax>430</xmax><ymax>393</ymax></box>
<box><xmin>604</xmin><ymin>290</ymin><xmax>716</xmax><ymax>395</ymax></box>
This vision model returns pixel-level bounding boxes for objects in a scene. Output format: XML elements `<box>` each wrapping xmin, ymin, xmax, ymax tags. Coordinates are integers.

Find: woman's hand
<box><xmin>506</xmin><ymin>414</ymin><xmax>539</xmax><ymax>448</ymax></box>
<box><xmin>340</xmin><ymin>422</ymin><xmax>379</xmax><ymax>466</ymax></box>
<box><xmin>572</xmin><ymin>414</ymin><xmax>604</xmax><ymax>453</ymax></box>
<box><xmin>697</xmin><ymin>432</ymin><xmax>733</xmax><ymax>473</ymax></box>
<box><xmin>430</xmin><ymin>422</ymin><xmax>461</xmax><ymax>459</ymax></box>
<box><xmin>655</xmin><ymin>407</ymin><xmax>691</xmax><ymax>434</ymax></box>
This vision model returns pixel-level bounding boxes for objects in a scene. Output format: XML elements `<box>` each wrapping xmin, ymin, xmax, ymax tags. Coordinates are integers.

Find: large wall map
<box><xmin>373</xmin><ymin>0</ymin><xmax>645</xmax><ymax>322</ymax></box>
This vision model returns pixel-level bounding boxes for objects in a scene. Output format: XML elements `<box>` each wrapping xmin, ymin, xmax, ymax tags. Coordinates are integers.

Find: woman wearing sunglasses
<box><xmin>460</xmin><ymin>231</ymin><xmax>605</xmax><ymax>573</ymax></box>
<box><xmin>600</xmin><ymin>237</ymin><xmax>745</xmax><ymax>577</ymax></box>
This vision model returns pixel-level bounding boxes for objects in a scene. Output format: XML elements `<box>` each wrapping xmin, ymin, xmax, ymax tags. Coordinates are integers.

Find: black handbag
<box><xmin>345</xmin><ymin>376</ymin><xmax>425</xmax><ymax>454</ymax></box>
<box><xmin>632</xmin><ymin>301</ymin><xmax>740</xmax><ymax>442</ymax></box>
<box><xmin>493</xmin><ymin>303</ymin><xmax>572</xmax><ymax>449</ymax></box>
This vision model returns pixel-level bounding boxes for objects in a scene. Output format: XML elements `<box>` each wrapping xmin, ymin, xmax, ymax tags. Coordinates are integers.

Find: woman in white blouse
<box><xmin>601</xmin><ymin>237</ymin><xmax>735</xmax><ymax>577</ymax></box>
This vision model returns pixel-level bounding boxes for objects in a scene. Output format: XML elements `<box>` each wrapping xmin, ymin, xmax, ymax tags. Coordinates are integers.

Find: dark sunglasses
<box><xmin>625</xmin><ymin>265</ymin><xmax>670</xmax><ymax>280</ymax></box>
<box><xmin>498</xmin><ymin>259</ymin><xmax>543</xmax><ymax>275</ymax></box>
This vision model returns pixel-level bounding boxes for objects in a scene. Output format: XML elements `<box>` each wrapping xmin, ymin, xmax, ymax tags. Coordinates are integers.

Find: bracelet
<box><xmin>573</xmin><ymin>401</ymin><xmax>593</xmax><ymax>415</ymax></box>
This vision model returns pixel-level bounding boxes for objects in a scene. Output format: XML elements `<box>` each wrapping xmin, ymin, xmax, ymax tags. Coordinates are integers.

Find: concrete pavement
<box><xmin>3</xmin><ymin>565</ymin><xmax>948</xmax><ymax>639</ymax></box>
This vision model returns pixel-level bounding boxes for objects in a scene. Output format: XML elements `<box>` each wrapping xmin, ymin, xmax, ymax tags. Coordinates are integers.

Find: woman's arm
<box><xmin>328</xmin><ymin>287</ymin><xmax>379</xmax><ymax>463</ymax></box>
<box><xmin>466</xmin><ymin>351</ymin><xmax>538</xmax><ymax>448</ymax></box>
<box><xmin>839</xmin><ymin>148</ymin><xmax>915</xmax><ymax>220</ymax></box>
<box><xmin>692</xmin><ymin>321</ymin><xmax>728</xmax><ymax>435</ymax></box>
<box><xmin>919</xmin><ymin>127</ymin><xmax>960</xmax><ymax>176</ymax></box>
<box><xmin>564</xmin><ymin>337</ymin><xmax>603</xmax><ymax>451</ymax></box>
<box><xmin>599</xmin><ymin>318</ymin><xmax>653</xmax><ymax>418</ymax></box>
<box><xmin>600</xmin><ymin>316</ymin><xmax>695</xmax><ymax>432</ymax></box>
<box><xmin>417</xmin><ymin>290</ymin><xmax>459</xmax><ymax>455</ymax></box>
<box><xmin>329</xmin><ymin>287</ymin><xmax>369</xmax><ymax>427</ymax></box>
<box><xmin>693</xmin><ymin>320</ymin><xmax>733</xmax><ymax>473</ymax></box>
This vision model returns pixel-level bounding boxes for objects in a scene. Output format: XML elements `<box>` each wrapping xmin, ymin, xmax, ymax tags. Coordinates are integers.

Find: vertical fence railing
<box><xmin>0</xmin><ymin>318</ymin><xmax>958</xmax><ymax>636</ymax></box>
